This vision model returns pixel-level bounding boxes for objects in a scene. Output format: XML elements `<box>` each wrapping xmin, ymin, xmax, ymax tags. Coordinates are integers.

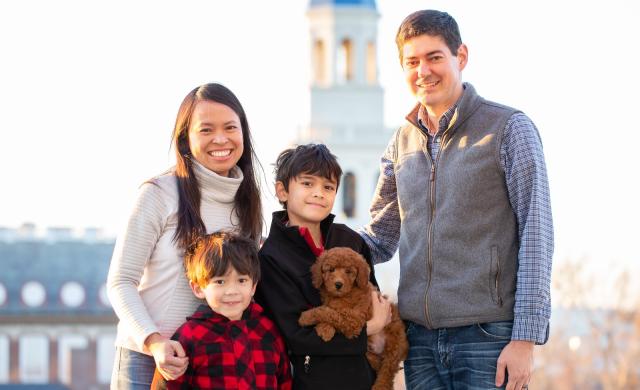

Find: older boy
<box><xmin>256</xmin><ymin>144</ymin><xmax>392</xmax><ymax>390</ymax></box>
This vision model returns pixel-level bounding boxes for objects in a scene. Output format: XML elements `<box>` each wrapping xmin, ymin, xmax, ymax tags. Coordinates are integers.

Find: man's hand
<box><xmin>145</xmin><ymin>333</ymin><xmax>188</xmax><ymax>380</ymax></box>
<box><xmin>366</xmin><ymin>291</ymin><xmax>391</xmax><ymax>335</ymax></box>
<box><xmin>368</xmin><ymin>331</ymin><xmax>386</xmax><ymax>354</ymax></box>
<box><xmin>495</xmin><ymin>340</ymin><xmax>534</xmax><ymax>390</ymax></box>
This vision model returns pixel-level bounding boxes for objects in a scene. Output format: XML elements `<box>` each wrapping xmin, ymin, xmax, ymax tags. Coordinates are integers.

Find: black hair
<box><xmin>396</xmin><ymin>10</ymin><xmax>462</xmax><ymax>61</ymax></box>
<box><xmin>273</xmin><ymin>143</ymin><xmax>342</xmax><ymax>208</ymax></box>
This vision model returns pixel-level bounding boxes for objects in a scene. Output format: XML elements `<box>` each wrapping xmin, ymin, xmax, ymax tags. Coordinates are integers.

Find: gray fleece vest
<box><xmin>395</xmin><ymin>83</ymin><xmax>520</xmax><ymax>329</ymax></box>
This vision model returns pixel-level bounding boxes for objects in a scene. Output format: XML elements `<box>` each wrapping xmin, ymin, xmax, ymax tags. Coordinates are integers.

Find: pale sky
<box><xmin>1</xmin><ymin>0</ymin><xmax>639</xmax><ymax>274</ymax></box>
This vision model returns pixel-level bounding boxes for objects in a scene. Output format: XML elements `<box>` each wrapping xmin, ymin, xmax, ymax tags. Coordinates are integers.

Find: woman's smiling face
<box><xmin>188</xmin><ymin>100</ymin><xmax>244</xmax><ymax>177</ymax></box>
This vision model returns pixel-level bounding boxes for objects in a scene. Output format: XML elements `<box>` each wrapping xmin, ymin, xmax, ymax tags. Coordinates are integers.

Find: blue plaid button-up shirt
<box><xmin>360</xmin><ymin>98</ymin><xmax>553</xmax><ymax>344</ymax></box>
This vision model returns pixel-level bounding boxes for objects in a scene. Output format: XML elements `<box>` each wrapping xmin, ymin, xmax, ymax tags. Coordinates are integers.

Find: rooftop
<box><xmin>0</xmin><ymin>241</ymin><xmax>115</xmax><ymax>319</ymax></box>
<box><xmin>310</xmin><ymin>0</ymin><xmax>376</xmax><ymax>9</ymax></box>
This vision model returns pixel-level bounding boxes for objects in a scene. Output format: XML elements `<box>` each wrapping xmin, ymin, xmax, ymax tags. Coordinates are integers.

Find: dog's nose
<box><xmin>335</xmin><ymin>282</ymin><xmax>343</xmax><ymax>290</ymax></box>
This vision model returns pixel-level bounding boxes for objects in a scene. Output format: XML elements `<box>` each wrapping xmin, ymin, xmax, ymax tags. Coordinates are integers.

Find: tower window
<box><xmin>312</xmin><ymin>39</ymin><xmax>326</xmax><ymax>85</ymax></box>
<box><xmin>366</xmin><ymin>41</ymin><xmax>377</xmax><ymax>84</ymax></box>
<box><xmin>337</xmin><ymin>38</ymin><xmax>353</xmax><ymax>84</ymax></box>
<box><xmin>343</xmin><ymin>172</ymin><xmax>356</xmax><ymax>218</ymax></box>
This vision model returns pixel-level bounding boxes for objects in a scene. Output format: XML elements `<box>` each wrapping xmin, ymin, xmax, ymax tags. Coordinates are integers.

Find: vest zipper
<box><xmin>424</xmin><ymin>163</ymin><xmax>435</xmax><ymax>328</ymax></box>
<box><xmin>425</xmin><ymin>131</ymin><xmax>451</xmax><ymax>328</ymax></box>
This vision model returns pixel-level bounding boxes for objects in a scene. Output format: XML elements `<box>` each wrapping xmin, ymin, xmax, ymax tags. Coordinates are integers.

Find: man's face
<box><xmin>401</xmin><ymin>34</ymin><xmax>467</xmax><ymax>116</ymax></box>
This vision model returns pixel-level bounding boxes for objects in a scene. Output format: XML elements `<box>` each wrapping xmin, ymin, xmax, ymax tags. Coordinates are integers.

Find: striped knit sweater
<box><xmin>107</xmin><ymin>160</ymin><xmax>243</xmax><ymax>354</ymax></box>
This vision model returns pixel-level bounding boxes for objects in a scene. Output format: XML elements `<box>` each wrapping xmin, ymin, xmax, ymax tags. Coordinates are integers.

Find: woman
<box><xmin>107</xmin><ymin>83</ymin><xmax>262</xmax><ymax>389</ymax></box>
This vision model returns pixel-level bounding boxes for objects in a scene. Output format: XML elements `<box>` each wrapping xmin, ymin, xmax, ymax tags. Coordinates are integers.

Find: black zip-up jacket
<box><xmin>255</xmin><ymin>211</ymin><xmax>378</xmax><ymax>390</ymax></box>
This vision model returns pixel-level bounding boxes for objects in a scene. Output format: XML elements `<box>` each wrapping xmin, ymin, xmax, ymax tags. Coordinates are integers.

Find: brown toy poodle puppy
<box><xmin>299</xmin><ymin>247</ymin><xmax>408</xmax><ymax>390</ymax></box>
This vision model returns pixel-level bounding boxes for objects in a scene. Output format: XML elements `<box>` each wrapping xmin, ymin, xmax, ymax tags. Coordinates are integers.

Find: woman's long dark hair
<box><xmin>170</xmin><ymin>83</ymin><xmax>262</xmax><ymax>248</ymax></box>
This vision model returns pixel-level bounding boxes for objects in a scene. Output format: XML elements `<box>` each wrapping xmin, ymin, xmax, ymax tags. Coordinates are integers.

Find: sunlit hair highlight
<box><xmin>185</xmin><ymin>231</ymin><xmax>260</xmax><ymax>289</ymax></box>
<box><xmin>274</xmin><ymin>143</ymin><xmax>342</xmax><ymax>208</ymax></box>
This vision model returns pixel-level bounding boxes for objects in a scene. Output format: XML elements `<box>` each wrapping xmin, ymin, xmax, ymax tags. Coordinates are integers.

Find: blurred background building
<box><xmin>0</xmin><ymin>226</ymin><xmax>115</xmax><ymax>390</ymax></box>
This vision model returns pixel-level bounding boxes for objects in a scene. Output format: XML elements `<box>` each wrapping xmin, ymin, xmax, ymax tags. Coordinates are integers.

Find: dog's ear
<box><xmin>311</xmin><ymin>255</ymin><xmax>325</xmax><ymax>289</ymax></box>
<box><xmin>355</xmin><ymin>253</ymin><xmax>370</xmax><ymax>288</ymax></box>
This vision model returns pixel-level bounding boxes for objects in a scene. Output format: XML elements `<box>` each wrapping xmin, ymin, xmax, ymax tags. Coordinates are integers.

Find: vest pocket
<box><xmin>490</xmin><ymin>246</ymin><xmax>503</xmax><ymax>307</ymax></box>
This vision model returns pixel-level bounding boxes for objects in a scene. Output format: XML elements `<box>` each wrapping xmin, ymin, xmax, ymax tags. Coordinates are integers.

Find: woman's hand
<box><xmin>366</xmin><ymin>290</ymin><xmax>392</xmax><ymax>336</ymax></box>
<box><xmin>145</xmin><ymin>333</ymin><xmax>188</xmax><ymax>380</ymax></box>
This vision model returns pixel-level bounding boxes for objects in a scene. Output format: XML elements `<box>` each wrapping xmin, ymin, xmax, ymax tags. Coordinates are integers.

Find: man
<box><xmin>360</xmin><ymin>10</ymin><xmax>553</xmax><ymax>390</ymax></box>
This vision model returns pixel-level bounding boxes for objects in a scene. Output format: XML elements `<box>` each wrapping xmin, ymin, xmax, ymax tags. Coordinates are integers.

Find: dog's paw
<box><xmin>343</xmin><ymin>327</ymin><xmax>361</xmax><ymax>339</ymax></box>
<box><xmin>315</xmin><ymin>322</ymin><xmax>336</xmax><ymax>341</ymax></box>
<box><xmin>298</xmin><ymin>310</ymin><xmax>315</xmax><ymax>326</ymax></box>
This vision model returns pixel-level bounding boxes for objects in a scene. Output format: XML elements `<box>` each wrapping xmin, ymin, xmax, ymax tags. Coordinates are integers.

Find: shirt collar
<box><xmin>415</xmin><ymin>84</ymin><xmax>466</xmax><ymax>136</ymax></box>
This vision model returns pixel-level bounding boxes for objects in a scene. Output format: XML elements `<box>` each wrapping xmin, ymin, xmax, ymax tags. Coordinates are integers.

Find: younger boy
<box><xmin>255</xmin><ymin>144</ymin><xmax>391</xmax><ymax>390</ymax></box>
<box><xmin>153</xmin><ymin>231</ymin><xmax>292</xmax><ymax>390</ymax></box>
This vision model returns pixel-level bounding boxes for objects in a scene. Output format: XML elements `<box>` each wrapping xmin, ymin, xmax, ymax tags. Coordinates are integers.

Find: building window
<box><xmin>97</xmin><ymin>335</ymin><xmax>116</xmax><ymax>384</ymax></box>
<box><xmin>343</xmin><ymin>172</ymin><xmax>356</xmax><ymax>218</ymax></box>
<box><xmin>0</xmin><ymin>283</ymin><xmax>6</xmax><ymax>307</ymax></box>
<box><xmin>0</xmin><ymin>335</ymin><xmax>8</xmax><ymax>383</ymax></box>
<box><xmin>58</xmin><ymin>335</ymin><xmax>88</xmax><ymax>385</ymax></box>
<box><xmin>60</xmin><ymin>281</ymin><xmax>85</xmax><ymax>308</ymax></box>
<box><xmin>99</xmin><ymin>284</ymin><xmax>111</xmax><ymax>307</ymax></box>
<box><xmin>21</xmin><ymin>281</ymin><xmax>46</xmax><ymax>307</ymax></box>
<box><xmin>312</xmin><ymin>39</ymin><xmax>326</xmax><ymax>85</ymax></box>
<box><xmin>366</xmin><ymin>41</ymin><xmax>377</xmax><ymax>84</ymax></box>
<box><xmin>337</xmin><ymin>38</ymin><xmax>353</xmax><ymax>84</ymax></box>
<box><xmin>19</xmin><ymin>335</ymin><xmax>48</xmax><ymax>383</ymax></box>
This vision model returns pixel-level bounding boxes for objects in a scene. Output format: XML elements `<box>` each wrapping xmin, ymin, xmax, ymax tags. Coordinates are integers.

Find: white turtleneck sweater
<box><xmin>107</xmin><ymin>160</ymin><xmax>243</xmax><ymax>354</ymax></box>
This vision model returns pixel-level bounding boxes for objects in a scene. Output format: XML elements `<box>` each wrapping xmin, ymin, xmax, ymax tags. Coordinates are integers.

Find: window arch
<box><xmin>337</xmin><ymin>38</ymin><xmax>354</xmax><ymax>84</ymax></box>
<box><xmin>343</xmin><ymin>172</ymin><xmax>356</xmax><ymax>218</ymax></box>
<box><xmin>366</xmin><ymin>41</ymin><xmax>377</xmax><ymax>84</ymax></box>
<box><xmin>312</xmin><ymin>39</ymin><xmax>326</xmax><ymax>85</ymax></box>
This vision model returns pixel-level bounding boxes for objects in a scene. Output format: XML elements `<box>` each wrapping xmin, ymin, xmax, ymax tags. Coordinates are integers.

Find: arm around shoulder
<box><xmin>359</xmin><ymin>133</ymin><xmax>402</xmax><ymax>265</ymax></box>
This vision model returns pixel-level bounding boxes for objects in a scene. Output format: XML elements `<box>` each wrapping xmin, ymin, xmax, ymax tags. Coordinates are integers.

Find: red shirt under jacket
<box><xmin>162</xmin><ymin>302</ymin><xmax>292</xmax><ymax>390</ymax></box>
<box><xmin>297</xmin><ymin>226</ymin><xmax>324</xmax><ymax>256</ymax></box>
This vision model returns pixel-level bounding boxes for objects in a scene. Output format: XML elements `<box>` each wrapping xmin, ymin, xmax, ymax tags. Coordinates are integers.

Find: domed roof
<box><xmin>310</xmin><ymin>0</ymin><xmax>376</xmax><ymax>9</ymax></box>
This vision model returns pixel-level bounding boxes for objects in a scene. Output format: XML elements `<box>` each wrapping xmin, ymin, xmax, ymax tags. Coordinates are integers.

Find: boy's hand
<box><xmin>145</xmin><ymin>333</ymin><xmax>188</xmax><ymax>380</ymax></box>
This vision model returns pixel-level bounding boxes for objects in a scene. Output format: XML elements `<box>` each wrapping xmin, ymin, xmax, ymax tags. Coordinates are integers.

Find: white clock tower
<box><xmin>299</xmin><ymin>0</ymin><xmax>391</xmax><ymax>229</ymax></box>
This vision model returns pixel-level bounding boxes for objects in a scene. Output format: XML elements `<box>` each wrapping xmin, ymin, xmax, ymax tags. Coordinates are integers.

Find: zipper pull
<box><xmin>304</xmin><ymin>355</ymin><xmax>311</xmax><ymax>373</ymax></box>
<box><xmin>430</xmin><ymin>165</ymin><xmax>435</xmax><ymax>182</ymax></box>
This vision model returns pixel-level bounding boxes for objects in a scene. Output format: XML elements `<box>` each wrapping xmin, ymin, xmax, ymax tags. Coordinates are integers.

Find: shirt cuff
<box><xmin>511</xmin><ymin>314</ymin><xmax>549</xmax><ymax>345</ymax></box>
<box><xmin>136</xmin><ymin>326</ymin><xmax>160</xmax><ymax>352</ymax></box>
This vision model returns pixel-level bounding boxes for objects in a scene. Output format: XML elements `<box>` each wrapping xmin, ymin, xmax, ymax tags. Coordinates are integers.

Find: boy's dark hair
<box><xmin>185</xmin><ymin>231</ymin><xmax>260</xmax><ymax>288</ymax></box>
<box><xmin>274</xmin><ymin>144</ymin><xmax>342</xmax><ymax>208</ymax></box>
<box><xmin>395</xmin><ymin>10</ymin><xmax>462</xmax><ymax>61</ymax></box>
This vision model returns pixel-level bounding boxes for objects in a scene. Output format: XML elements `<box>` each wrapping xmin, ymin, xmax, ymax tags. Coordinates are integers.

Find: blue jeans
<box><xmin>404</xmin><ymin>320</ymin><xmax>513</xmax><ymax>390</ymax></box>
<box><xmin>110</xmin><ymin>346</ymin><xmax>156</xmax><ymax>390</ymax></box>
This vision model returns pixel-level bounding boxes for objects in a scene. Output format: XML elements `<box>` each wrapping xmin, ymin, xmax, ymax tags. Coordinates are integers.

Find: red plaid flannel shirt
<box><xmin>163</xmin><ymin>302</ymin><xmax>292</xmax><ymax>390</ymax></box>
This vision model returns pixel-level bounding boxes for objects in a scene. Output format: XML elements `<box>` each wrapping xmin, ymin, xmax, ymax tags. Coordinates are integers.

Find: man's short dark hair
<box><xmin>185</xmin><ymin>231</ymin><xmax>260</xmax><ymax>288</ymax></box>
<box><xmin>396</xmin><ymin>10</ymin><xmax>462</xmax><ymax>61</ymax></box>
<box><xmin>274</xmin><ymin>144</ymin><xmax>342</xmax><ymax>207</ymax></box>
